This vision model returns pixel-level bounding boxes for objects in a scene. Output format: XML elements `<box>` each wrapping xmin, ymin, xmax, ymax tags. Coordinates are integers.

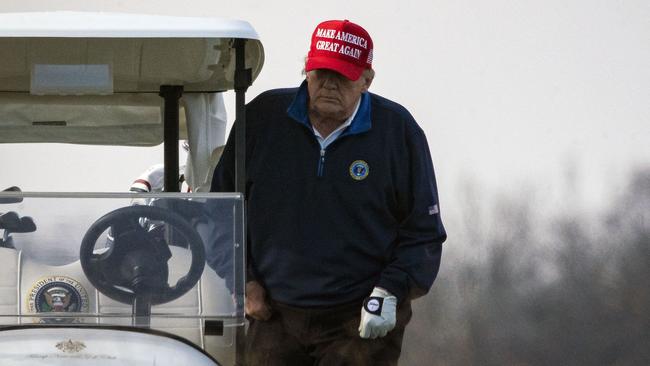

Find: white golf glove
<box><xmin>358</xmin><ymin>287</ymin><xmax>397</xmax><ymax>339</ymax></box>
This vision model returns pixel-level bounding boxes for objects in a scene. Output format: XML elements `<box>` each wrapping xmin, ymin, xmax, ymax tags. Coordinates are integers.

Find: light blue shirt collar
<box><xmin>312</xmin><ymin>98</ymin><xmax>361</xmax><ymax>149</ymax></box>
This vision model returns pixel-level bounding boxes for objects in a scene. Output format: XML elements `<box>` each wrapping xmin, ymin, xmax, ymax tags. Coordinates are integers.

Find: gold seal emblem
<box><xmin>56</xmin><ymin>339</ymin><xmax>86</xmax><ymax>353</ymax></box>
<box><xmin>349</xmin><ymin>160</ymin><xmax>370</xmax><ymax>181</ymax></box>
<box><xmin>27</xmin><ymin>276</ymin><xmax>89</xmax><ymax>323</ymax></box>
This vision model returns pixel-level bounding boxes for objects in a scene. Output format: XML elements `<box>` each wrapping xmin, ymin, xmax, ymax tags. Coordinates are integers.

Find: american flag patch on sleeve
<box><xmin>428</xmin><ymin>204</ymin><xmax>439</xmax><ymax>215</ymax></box>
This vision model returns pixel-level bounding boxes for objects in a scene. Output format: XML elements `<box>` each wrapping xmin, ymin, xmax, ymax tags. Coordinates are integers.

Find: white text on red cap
<box><xmin>315</xmin><ymin>40</ymin><xmax>362</xmax><ymax>60</ymax></box>
<box><xmin>316</xmin><ymin>28</ymin><xmax>368</xmax><ymax>49</ymax></box>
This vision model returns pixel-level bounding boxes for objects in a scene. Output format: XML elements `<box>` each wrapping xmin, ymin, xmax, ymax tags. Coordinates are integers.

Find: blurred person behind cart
<box><xmin>127</xmin><ymin>93</ymin><xmax>233</xmax><ymax>292</ymax></box>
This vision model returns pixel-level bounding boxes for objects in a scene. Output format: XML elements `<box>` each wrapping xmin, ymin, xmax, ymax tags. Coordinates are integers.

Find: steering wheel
<box><xmin>80</xmin><ymin>205</ymin><xmax>206</xmax><ymax>305</ymax></box>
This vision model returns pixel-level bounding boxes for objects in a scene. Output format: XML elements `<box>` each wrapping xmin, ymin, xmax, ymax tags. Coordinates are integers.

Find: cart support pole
<box><xmin>234</xmin><ymin>39</ymin><xmax>252</xmax><ymax>194</ymax></box>
<box><xmin>233</xmin><ymin>37</ymin><xmax>252</xmax><ymax>366</ymax></box>
<box><xmin>159</xmin><ymin>85</ymin><xmax>184</xmax><ymax>192</ymax></box>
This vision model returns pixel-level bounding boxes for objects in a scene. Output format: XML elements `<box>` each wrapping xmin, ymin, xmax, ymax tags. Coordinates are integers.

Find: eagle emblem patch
<box><xmin>349</xmin><ymin>160</ymin><xmax>370</xmax><ymax>181</ymax></box>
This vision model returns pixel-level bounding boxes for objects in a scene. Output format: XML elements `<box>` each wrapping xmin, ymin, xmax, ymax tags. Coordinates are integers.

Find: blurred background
<box><xmin>0</xmin><ymin>1</ymin><xmax>648</xmax><ymax>364</ymax></box>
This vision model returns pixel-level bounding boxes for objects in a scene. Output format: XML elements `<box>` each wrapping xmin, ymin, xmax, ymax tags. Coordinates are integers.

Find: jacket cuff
<box><xmin>375</xmin><ymin>277</ymin><xmax>408</xmax><ymax>304</ymax></box>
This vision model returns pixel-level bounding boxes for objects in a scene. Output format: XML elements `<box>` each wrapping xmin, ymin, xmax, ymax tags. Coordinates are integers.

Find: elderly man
<box><xmin>211</xmin><ymin>19</ymin><xmax>446</xmax><ymax>366</ymax></box>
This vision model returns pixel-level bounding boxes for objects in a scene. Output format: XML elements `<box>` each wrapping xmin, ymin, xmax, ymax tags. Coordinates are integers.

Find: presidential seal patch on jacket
<box><xmin>349</xmin><ymin>160</ymin><xmax>369</xmax><ymax>181</ymax></box>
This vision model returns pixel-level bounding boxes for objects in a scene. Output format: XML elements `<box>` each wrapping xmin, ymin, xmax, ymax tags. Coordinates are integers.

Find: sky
<box><xmin>0</xmin><ymin>0</ymin><xmax>648</xmax><ymax>214</ymax></box>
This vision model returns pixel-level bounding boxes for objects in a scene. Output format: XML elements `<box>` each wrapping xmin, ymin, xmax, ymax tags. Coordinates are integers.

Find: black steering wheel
<box><xmin>80</xmin><ymin>205</ymin><xmax>206</xmax><ymax>306</ymax></box>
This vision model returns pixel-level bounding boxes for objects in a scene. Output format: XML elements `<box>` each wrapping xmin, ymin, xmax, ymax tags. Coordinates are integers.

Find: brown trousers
<box><xmin>240</xmin><ymin>299</ymin><xmax>412</xmax><ymax>366</ymax></box>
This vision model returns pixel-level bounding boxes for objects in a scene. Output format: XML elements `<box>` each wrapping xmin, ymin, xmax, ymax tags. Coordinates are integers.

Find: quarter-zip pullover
<box><xmin>211</xmin><ymin>81</ymin><xmax>446</xmax><ymax>306</ymax></box>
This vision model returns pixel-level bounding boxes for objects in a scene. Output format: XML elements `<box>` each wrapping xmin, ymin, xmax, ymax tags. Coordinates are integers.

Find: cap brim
<box><xmin>305</xmin><ymin>57</ymin><xmax>364</xmax><ymax>81</ymax></box>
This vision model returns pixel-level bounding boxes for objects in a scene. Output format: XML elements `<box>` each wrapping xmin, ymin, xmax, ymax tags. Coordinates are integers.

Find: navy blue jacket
<box><xmin>211</xmin><ymin>81</ymin><xmax>446</xmax><ymax>306</ymax></box>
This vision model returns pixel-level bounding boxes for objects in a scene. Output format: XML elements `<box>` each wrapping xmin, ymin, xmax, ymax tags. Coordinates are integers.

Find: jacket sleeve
<box><xmin>376</xmin><ymin>126</ymin><xmax>447</xmax><ymax>303</ymax></box>
<box><xmin>210</xmin><ymin>119</ymin><xmax>237</xmax><ymax>193</ymax></box>
<box><xmin>210</xmin><ymin>119</ymin><xmax>260</xmax><ymax>285</ymax></box>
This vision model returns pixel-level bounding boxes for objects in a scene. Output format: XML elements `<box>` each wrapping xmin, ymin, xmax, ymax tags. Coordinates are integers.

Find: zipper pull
<box><xmin>318</xmin><ymin>149</ymin><xmax>326</xmax><ymax>177</ymax></box>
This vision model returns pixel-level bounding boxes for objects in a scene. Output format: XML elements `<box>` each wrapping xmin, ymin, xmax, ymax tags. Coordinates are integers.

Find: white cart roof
<box><xmin>0</xmin><ymin>12</ymin><xmax>264</xmax><ymax>93</ymax></box>
<box><xmin>0</xmin><ymin>12</ymin><xmax>264</xmax><ymax>145</ymax></box>
<box><xmin>0</xmin><ymin>11</ymin><xmax>261</xmax><ymax>39</ymax></box>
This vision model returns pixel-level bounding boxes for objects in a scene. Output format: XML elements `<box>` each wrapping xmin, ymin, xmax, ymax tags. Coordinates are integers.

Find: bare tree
<box><xmin>401</xmin><ymin>167</ymin><xmax>650</xmax><ymax>366</ymax></box>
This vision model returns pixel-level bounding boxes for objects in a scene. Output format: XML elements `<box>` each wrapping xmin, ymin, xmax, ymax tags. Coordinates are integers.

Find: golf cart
<box><xmin>0</xmin><ymin>12</ymin><xmax>263</xmax><ymax>365</ymax></box>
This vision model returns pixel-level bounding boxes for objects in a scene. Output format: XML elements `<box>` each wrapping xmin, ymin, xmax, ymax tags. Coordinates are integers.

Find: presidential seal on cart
<box><xmin>27</xmin><ymin>276</ymin><xmax>89</xmax><ymax>323</ymax></box>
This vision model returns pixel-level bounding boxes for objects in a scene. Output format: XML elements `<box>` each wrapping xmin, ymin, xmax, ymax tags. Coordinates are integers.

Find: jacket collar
<box><xmin>287</xmin><ymin>80</ymin><xmax>372</xmax><ymax>136</ymax></box>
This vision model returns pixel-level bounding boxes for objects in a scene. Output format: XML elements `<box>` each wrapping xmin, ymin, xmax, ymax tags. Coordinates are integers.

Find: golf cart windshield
<box><xmin>0</xmin><ymin>192</ymin><xmax>244</xmax><ymax>364</ymax></box>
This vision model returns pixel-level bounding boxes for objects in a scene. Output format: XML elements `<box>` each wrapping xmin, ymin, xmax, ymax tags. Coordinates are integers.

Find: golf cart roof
<box><xmin>0</xmin><ymin>11</ymin><xmax>262</xmax><ymax>39</ymax></box>
<box><xmin>0</xmin><ymin>11</ymin><xmax>264</xmax><ymax>145</ymax></box>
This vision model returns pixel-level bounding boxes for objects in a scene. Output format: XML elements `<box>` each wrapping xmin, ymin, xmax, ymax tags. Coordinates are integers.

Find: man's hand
<box><xmin>245</xmin><ymin>281</ymin><xmax>272</xmax><ymax>320</ymax></box>
<box><xmin>358</xmin><ymin>287</ymin><xmax>397</xmax><ymax>339</ymax></box>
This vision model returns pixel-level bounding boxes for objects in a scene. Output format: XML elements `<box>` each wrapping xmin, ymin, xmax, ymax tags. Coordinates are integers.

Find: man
<box><xmin>128</xmin><ymin>137</ymin><xmax>232</xmax><ymax>293</ymax></box>
<box><xmin>130</xmin><ymin>90</ymin><xmax>229</xmax><ymax>195</ymax></box>
<box><xmin>129</xmin><ymin>161</ymin><xmax>190</xmax><ymax>194</ymax></box>
<box><xmin>211</xmin><ymin>19</ymin><xmax>446</xmax><ymax>365</ymax></box>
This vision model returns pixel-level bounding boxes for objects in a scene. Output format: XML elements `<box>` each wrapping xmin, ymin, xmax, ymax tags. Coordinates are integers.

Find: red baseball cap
<box><xmin>305</xmin><ymin>19</ymin><xmax>373</xmax><ymax>81</ymax></box>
